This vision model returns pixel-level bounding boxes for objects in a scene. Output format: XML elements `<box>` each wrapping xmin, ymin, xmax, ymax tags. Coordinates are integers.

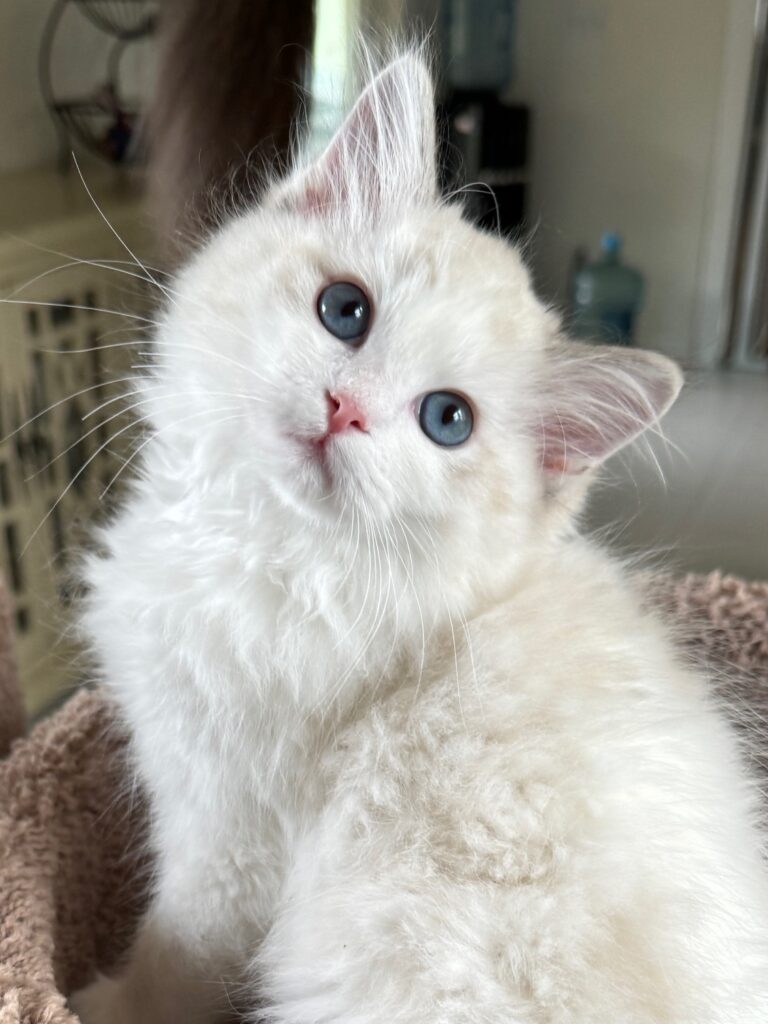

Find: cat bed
<box><xmin>0</xmin><ymin>571</ymin><xmax>767</xmax><ymax>1023</ymax></box>
<box><xmin>0</xmin><ymin>582</ymin><xmax>23</xmax><ymax>762</ymax></box>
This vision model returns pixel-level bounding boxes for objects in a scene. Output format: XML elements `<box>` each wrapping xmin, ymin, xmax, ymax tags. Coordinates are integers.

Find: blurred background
<box><xmin>0</xmin><ymin>0</ymin><xmax>766</xmax><ymax>713</ymax></box>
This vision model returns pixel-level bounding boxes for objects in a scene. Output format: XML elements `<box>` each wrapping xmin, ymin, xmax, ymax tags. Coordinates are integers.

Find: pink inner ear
<box><xmin>279</xmin><ymin>53</ymin><xmax>436</xmax><ymax>220</ymax></box>
<box><xmin>538</xmin><ymin>347</ymin><xmax>683</xmax><ymax>475</ymax></box>
<box><xmin>291</xmin><ymin>142</ymin><xmax>346</xmax><ymax>216</ymax></box>
<box><xmin>300</xmin><ymin>71</ymin><xmax>393</xmax><ymax>217</ymax></box>
<box><xmin>295</xmin><ymin>182</ymin><xmax>331</xmax><ymax>217</ymax></box>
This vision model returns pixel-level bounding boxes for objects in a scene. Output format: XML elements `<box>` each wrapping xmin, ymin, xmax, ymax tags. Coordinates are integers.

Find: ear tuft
<box><xmin>277</xmin><ymin>50</ymin><xmax>436</xmax><ymax>221</ymax></box>
<box><xmin>538</xmin><ymin>341</ymin><xmax>683</xmax><ymax>474</ymax></box>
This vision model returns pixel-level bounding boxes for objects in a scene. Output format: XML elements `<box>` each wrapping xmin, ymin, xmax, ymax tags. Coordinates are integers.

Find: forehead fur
<box><xmin>185</xmin><ymin>200</ymin><xmax>553</xmax><ymax>368</ymax></box>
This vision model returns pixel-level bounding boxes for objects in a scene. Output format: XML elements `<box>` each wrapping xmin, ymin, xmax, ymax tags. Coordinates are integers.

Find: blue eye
<box><xmin>317</xmin><ymin>282</ymin><xmax>371</xmax><ymax>345</ymax></box>
<box><xmin>418</xmin><ymin>391</ymin><xmax>474</xmax><ymax>447</ymax></box>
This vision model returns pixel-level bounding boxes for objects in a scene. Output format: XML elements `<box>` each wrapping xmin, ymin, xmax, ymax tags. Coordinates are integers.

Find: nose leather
<box><xmin>327</xmin><ymin>392</ymin><xmax>367</xmax><ymax>434</ymax></box>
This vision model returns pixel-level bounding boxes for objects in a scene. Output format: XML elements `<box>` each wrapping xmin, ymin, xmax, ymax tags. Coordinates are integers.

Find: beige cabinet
<box><xmin>0</xmin><ymin>164</ymin><xmax>154</xmax><ymax>713</ymax></box>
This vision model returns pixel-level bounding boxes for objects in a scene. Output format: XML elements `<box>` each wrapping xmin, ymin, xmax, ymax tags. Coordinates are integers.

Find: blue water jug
<box><xmin>571</xmin><ymin>232</ymin><xmax>644</xmax><ymax>345</ymax></box>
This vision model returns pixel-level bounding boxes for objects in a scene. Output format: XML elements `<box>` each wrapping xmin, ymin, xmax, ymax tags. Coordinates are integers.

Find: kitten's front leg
<box><xmin>69</xmin><ymin>903</ymin><xmax>241</xmax><ymax>1024</ymax></box>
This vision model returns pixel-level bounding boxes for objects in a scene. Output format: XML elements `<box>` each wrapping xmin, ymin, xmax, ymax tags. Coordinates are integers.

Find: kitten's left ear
<box><xmin>276</xmin><ymin>52</ymin><xmax>437</xmax><ymax>219</ymax></box>
<box><xmin>537</xmin><ymin>341</ymin><xmax>683</xmax><ymax>475</ymax></box>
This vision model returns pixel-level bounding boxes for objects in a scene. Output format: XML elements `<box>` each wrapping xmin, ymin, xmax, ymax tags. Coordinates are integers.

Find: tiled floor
<box><xmin>585</xmin><ymin>370</ymin><xmax>768</xmax><ymax>581</ymax></box>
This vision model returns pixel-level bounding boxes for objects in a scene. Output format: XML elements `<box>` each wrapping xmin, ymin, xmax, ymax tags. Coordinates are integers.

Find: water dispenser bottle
<box><xmin>571</xmin><ymin>232</ymin><xmax>644</xmax><ymax>345</ymax></box>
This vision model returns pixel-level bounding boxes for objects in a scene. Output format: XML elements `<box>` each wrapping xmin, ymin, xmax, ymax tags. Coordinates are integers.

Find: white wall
<box><xmin>0</xmin><ymin>0</ymin><xmax>154</xmax><ymax>175</ymax></box>
<box><xmin>512</xmin><ymin>0</ymin><xmax>756</xmax><ymax>365</ymax></box>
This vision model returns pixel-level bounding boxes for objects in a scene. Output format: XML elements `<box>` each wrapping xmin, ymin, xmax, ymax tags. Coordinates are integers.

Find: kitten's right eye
<box><xmin>317</xmin><ymin>282</ymin><xmax>371</xmax><ymax>346</ymax></box>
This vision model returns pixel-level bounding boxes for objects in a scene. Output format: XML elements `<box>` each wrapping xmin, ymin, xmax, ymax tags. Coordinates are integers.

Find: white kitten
<box><xmin>71</xmin><ymin>51</ymin><xmax>768</xmax><ymax>1024</ymax></box>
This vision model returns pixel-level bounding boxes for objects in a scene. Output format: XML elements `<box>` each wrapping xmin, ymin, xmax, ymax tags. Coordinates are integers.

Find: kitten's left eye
<box><xmin>317</xmin><ymin>282</ymin><xmax>371</xmax><ymax>345</ymax></box>
<box><xmin>418</xmin><ymin>392</ymin><xmax>474</xmax><ymax>447</ymax></box>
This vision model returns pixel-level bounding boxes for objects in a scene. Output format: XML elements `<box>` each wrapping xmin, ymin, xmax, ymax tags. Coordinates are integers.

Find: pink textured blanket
<box><xmin>0</xmin><ymin>571</ymin><xmax>767</xmax><ymax>1022</ymax></box>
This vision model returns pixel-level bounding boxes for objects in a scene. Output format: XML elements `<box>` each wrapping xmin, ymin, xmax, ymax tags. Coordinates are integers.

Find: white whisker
<box><xmin>0</xmin><ymin>375</ymin><xmax>139</xmax><ymax>445</ymax></box>
<box><xmin>21</xmin><ymin>403</ymin><xmax>239</xmax><ymax>557</ymax></box>
<box><xmin>100</xmin><ymin>409</ymin><xmax>246</xmax><ymax>501</ymax></box>
<box><xmin>71</xmin><ymin>153</ymin><xmax>170</xmax><ymax>300</ymax></box>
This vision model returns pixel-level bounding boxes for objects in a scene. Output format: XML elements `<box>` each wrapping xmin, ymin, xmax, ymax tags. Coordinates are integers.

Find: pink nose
<box><xmin>327</xmin><ymin>391</ymin><xmax>367</xmax><ymax>434</ymax></box>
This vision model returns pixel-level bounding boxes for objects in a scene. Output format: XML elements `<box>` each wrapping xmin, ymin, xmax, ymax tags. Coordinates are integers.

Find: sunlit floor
<box><xmin>586</xmin><ymin>370</ymin><xmax>768</xmax><ymax>581</ymax></box>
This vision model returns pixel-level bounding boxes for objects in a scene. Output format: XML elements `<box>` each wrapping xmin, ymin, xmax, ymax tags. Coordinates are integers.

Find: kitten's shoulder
<box><xmin>471</xmin><ymin>536</ymin><xmax>692</xmax><ymax>700</ymax></box>
<box><xmin>490</xmin><ymin>536</ymin><xmax>658</xmax><ymax>634</ymax></box>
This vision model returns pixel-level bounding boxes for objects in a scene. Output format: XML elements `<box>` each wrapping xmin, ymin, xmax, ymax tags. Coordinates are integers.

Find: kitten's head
<box><xmin>150</xmin><ymin>51</ymin><xmax>681</xmax><ymax>595</ymax></box>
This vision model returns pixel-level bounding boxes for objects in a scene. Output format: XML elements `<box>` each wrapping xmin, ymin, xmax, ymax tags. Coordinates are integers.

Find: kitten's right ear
<box><xmin>273</xmin><ymin>51</ymin><xmax>437</xmax><ymax>221</ymax></box>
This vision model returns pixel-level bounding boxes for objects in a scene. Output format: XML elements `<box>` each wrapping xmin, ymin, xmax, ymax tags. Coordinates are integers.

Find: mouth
<box><xmin>308</xmin><ymin>434</ymin><xmax>332</xmax><ymax>478</ymax></box>
<box><xmin>286</xmin><ymin>391</ymin><xmax>370</xmax><ymax>494</ymax></box>
<box><xmin>285</xmin><ymin>430</ymin><xmax>336</xmax><ymax>493</ymax></box>
<box><xmin>293</xmin><ymin>428</ymin><xmax>370</xmax><ymax>499</ymax></box>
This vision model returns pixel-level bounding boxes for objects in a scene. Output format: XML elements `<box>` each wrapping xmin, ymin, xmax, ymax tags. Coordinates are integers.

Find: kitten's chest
<box><xmin>145</xmin><ymin>673</ymin><xmax>335</xmax><ymax>924</ymax></box>
<box><xmin>160</xmin><ymin>678</ymin><xmax>331</xmax><ymax>819</ymax></box>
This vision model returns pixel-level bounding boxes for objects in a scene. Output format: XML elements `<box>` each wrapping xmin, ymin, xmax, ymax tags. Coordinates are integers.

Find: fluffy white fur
<box><xmin>71</xmin><ymin>52</ymin><xmax>768</xmax><ymax>1023</ymax></box>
